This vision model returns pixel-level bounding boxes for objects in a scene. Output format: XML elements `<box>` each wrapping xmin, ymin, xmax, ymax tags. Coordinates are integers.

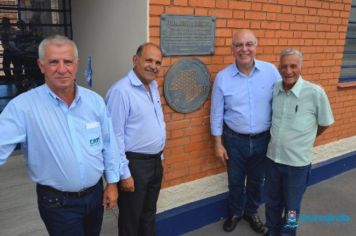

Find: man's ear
<box><xmin>132</xmin><ymin>55</ymin><xmax>138</xmax><ymax>67</ymax></box>
<box><xmin>37</xmin><ymin>59</ymin><xmax>45</xmax><ymax>74</ymax></box>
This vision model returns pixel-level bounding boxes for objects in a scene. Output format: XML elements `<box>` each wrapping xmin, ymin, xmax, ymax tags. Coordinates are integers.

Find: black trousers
<box><xmin>118</xmin><ymin>152</ymin><xmax>163</xmax><ymax>236</ymax></box>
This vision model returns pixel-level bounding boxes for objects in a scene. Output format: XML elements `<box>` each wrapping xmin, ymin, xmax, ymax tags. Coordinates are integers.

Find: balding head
<box><xmin>232</xmin><ymin>29</ymin><xmax>258</xmax><ymax>46</ymax></box>
<box><xmin>231</xmin><ymin>29</ymin><xmax>258</xmax><ymax>73</ymax></box>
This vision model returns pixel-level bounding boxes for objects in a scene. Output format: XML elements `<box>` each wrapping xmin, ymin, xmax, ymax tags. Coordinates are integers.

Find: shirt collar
<box><xmin>44</xmin><ymin>83</ymin><xmax>81</xmax><ymax>105</ymax></box>
<box><xmin>128</xmin><ymin>69</ymin><xmax>158</xmax><ymax>89</ymax></box>
<box><xmin>277</xmin><ymin>76</ymin><xmax>304</xmax><ymax>98</ymax></box>
<box><xmin>231</xmin><ymin>59</ymin><xmax>260</xmax><ymax>77</ymax></box>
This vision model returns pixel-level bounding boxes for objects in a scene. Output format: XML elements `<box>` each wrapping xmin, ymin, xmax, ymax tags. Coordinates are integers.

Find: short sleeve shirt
<box><xmin>267</xmin><ymin>77</ymin><xmax>334</xmax><ymax>166</ymax></box>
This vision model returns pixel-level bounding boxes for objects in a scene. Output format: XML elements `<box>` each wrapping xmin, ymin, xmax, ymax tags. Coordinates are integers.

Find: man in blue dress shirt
<box><xmin>0</xmin><ymin>35</ymin><xmax>121</xmax><ymax>236</ymax></box>
<box><xmin>210</xmin><ymin>29</ymin><xmax>281</xmax><ymax>234</ymax></box>
<box><xmin>106</xmin><ymin>42</ymin><xmax>166</xmax><ymax>236</ymax></box>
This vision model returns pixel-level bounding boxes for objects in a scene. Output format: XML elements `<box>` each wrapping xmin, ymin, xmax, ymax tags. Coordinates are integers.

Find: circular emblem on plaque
<box><xmin>164</xmin><ymin>58</ymin><xmax>211</xmax><ymax>113</ymax></box>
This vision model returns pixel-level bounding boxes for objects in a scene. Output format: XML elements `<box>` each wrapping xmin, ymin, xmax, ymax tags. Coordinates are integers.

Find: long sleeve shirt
<box><xmin>106</xmin><ymin>69</ymin><xmax>166</xmax><ymax>179</ymax></box>
<box><xmin>210</xmin><ymin>60</ymin><xmax>281</xmax><ymax>136</ymax></box>
<box><xmin>0</xmin><ymin>84</ymin><xmax>121</xmax><ymax>191</ymax></box>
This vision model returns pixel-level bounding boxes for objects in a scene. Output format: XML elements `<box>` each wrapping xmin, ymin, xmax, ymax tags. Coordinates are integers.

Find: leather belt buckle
<box><xmin>249</xmin><ymin>133</ymin><xmax>259</xmax><ymax>138</ymax></box>
<box><xmin>69</xmin><ymin>186</ymin><xmax>94</xmax><ymax>197</ymax></box>
<box><xmin>239</xmin><ymin>130</ymin><xmax>269</xmax><ymax>139</ymax></box>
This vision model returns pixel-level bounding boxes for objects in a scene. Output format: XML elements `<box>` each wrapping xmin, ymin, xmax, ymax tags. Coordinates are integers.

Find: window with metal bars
<box><xmin>0</xmin><ymin>0</ymin><xmax>72</xmax><ymax>111</ymax></box>
<box><xmin>340</xmin><ymin>0</ymin><xmax>356</xmax><ymax>83</ymax></box>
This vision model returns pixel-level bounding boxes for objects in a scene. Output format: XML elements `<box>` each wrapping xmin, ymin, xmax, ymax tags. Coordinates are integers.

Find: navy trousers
<box><xmin>265</xmin><ymin>158</ymin><xmax>311</xmax><ymax>236</ymax></box>
<box><xmin>223</xmin><ymin>125</ymin><xmax>270</xmax><ymax>217</ymax></box>
<box><xmin>36</xmin><ymin>180</ymin><xmax>104</xmax><ymax>236</ymax></box>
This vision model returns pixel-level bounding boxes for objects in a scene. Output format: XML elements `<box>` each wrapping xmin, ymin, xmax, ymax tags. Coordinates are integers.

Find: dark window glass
<box><xmin>341</xmin><ymin>0</ymin><xmax>356</xmax><ymax>83</ymax></box>
<box><xmin>0</xmin><ymin>0</ymin><xmax>72</xmax><ymax>111</ymax></box>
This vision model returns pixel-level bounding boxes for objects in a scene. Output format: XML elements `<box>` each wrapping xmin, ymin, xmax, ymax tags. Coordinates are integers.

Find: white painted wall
<box><xmin>71</xmin><ymin>0</ymin><xmax>148</xmax><ymax>97</ymax></box>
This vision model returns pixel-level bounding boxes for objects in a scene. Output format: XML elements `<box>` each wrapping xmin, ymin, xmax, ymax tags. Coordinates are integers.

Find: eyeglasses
<box><xmin>232</xmin><ymin>41</ymin><xmax>256</xmax><ymax>50</ymax></box>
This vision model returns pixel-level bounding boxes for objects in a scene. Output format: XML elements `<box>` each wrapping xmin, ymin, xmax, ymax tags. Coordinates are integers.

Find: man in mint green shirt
<box><xmin>264</xmin><ymin>48</ymin><xmax>334</xmax><ymax>236</ymax></box>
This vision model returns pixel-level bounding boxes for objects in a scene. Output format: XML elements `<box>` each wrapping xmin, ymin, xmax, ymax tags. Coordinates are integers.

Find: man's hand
<box><xmin>102</xmin><ymin>183</ymin><xmax>118</xmax><ymax>209</ymax></box>
<box><xmin>161</xmin><ymin>159</ymin><xmax>165</xmax><ymax>170</ymax></box>
<box><xmin>214</xmin><ymin>136</ymin><xmax>228</xmax><ymax>166</ymax></box>
<box><xmin>120</xmin><ymin>176</ymin><xmax>135</xmax><ymax>192</ymax></box>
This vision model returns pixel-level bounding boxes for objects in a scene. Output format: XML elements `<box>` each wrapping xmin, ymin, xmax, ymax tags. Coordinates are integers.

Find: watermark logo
<box><xmin>299</xmin><ymin>214</ymin><xmax>350</xmax><ymax>223</ymax></box>
<box><xmin>285</xmin><ymin>210</ymin><xmax>298</xmax><ymax>228</ymax></box>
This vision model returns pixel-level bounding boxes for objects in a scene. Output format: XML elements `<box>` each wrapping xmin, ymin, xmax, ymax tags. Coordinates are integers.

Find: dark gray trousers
<box><xmin>118</xmin><ymin>151</ymin><xmax>163</xmax><ymax>236</ymax></box>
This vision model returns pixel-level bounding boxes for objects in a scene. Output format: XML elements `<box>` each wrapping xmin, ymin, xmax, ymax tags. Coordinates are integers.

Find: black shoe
<box><xmin>243</xmin><ymin>214</ymin><xmax>267</xmax><ymax>234</ymax></box>
<box><xmin>223</xmin><ymin>215</ymin><xmax>242</xmax><ymax>232</ymax></box>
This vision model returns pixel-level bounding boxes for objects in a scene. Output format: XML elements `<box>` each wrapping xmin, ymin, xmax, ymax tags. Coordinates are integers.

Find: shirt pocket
<box><xmin>224</xmin><ymin>89</ymin><xmax>247</xmax><ymax>109</ymax></box>
<box><xmin>255</xmin><ymin>84</ymin><xmax>274</xmax><ymax>102</ymax></box>
<box><xmin>292</xmin><ymin>112</ymin><xmax>315</xmax><ymax>132</ymax></box>
<box><xmin>85</xmin><ymin>124</ymin><xmax>103</xmax><ymax>155</ymax></box>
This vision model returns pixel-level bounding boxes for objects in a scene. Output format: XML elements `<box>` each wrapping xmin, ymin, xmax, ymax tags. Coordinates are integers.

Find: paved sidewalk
<box><xmin>1</xmin><ymin>154</ymin><xmax>355</xmax><ymax>236</ymax></box>
<box><xmin>185</xmin><ymin>169</ymin><xmax>356</xmax><ymax>236</ymax></box>
<box><xmin>0</xmin><ymin>155</ymin><xmax>118</xmax><ymax>236</ymax></box>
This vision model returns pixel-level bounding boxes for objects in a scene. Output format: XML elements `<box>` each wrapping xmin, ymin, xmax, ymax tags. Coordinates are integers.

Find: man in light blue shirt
<box><xmin>0</xmin><ymin>35</ymin><xmax>121</xmax><ymax>236</ymax></box>
<box><xmin>210</xmin><ymin>29</ymin><xmax>281</xmax><ymax>234</ymax></box>
<box><xmin>106</xmin><ymin>42</ymin><xmax>166</xmax><ymax>236</ymax></box>
<box><xmin>264</xmin><ymin>49</ymin><xmax>334</xmax><ymax>236</ymax></box>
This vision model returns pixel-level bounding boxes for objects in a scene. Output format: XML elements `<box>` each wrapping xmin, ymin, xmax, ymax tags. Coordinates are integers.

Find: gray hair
<box><xmin>38</xmin><ymin>35</ymin><xmax>78</xmax><ymax>61</ymax></box>
<box><xmin>280</xmin><ymin>48</ymin><xmax>303</xmax><ymax>68</ymax></box>
<box><xmin>135</xmin><ymin>42</ymin><xmax>162</xmax><ymax>56</ymax></box>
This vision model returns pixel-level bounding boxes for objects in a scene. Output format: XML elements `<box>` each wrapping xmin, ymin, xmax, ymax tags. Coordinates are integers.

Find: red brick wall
<box><xmin>149</xmin><ymin>0</ymin><xmax>355</xmax><ymax>188</ymax></box>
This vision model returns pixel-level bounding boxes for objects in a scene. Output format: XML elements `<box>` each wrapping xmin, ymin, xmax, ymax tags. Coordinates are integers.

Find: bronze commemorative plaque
<box><xmin>160</xmin><ymin>14</ymin><xmax>216</xmax><ymax>56</ymax></box>
<box><xmin>164</xmin><ymin>58</ymin><xmax>211</xmax><ymax>113</ymax></box>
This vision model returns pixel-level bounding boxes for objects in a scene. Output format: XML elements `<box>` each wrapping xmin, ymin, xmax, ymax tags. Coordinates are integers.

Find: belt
<box><xmin>223</xmin><ymin>123</ymin><xmax>269</xmax><ymax>139</ymax></box>
<box><xmin>36</xmin><ymin>179</ymin><xmax>101</xmax><ymax>198</ymax></box>
<box><xmin>125</xmin><ymin>151</ymin><xmax>163</xmax><ymax>160</ymax></box>
<box><xmin>235</xmin><ymin>130</ymin><xmax>269</xmax><ymax>139</ymax></box>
